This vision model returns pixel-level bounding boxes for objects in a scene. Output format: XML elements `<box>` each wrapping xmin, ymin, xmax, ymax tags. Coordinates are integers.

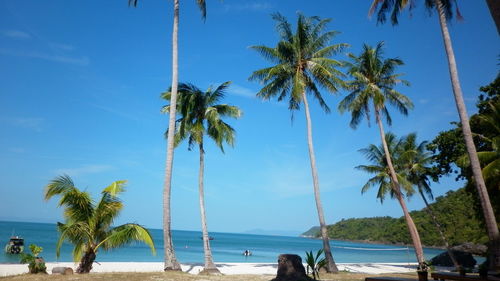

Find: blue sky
<box><xmin>0</xmin><ymin>0</ymin><xmax>498</xmax><ymax>236</ymax></box>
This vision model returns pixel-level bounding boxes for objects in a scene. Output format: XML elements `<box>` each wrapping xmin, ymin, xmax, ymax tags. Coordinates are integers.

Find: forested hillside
<box><xmin>303</xmin><ymin>188</ymin><xmax>488</xmax><ymax>247</ymax></box>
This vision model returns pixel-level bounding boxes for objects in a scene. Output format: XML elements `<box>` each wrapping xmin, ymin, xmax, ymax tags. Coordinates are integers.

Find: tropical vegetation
<box><xmin>305</xmin><ymin>249</ymin><xmax>327</xmax><ymax>280</ymax></box>
<box><xmin>128</xmin><ymin>0</ymin><xmax>208</xmax><ymax>271</ymax></box>
<box><xmin>249</xmin><ymin>12</ymin><xmax>347</xmax><ymax>273</ymax></box>
<box><xmin>338</xmin><ymin>42</ymin><xmax>425</xmax><ymax>266</ymax></box>
<box><xmin>368</xmin><ymin>0</ymin><xmax>500</xmax><ymax>270</ymax></box>
<box><xmin>161</xmin><ymin>81</ymin><xmax>241</xmax><ymax>274</ymax></box>
<box><xmin>20</xmin><ymin>244</ymin><xmax>46</xmax><ymax>274</ymax></box>
<box><xmin>302</xmin><ymin>188</ymin><xmax>488</xmax><ymax>247</ymax></box>
<box><xmin>399</xmin><ymin>133</ymin><xmax>459</xmax><ymax>268</ymax></box>
<box><xmin>23</xmin><ymin>2</ymin><xmax>497</xmax><ymax>276</ymax></box>
<box><xmin>44</xmin><ymin>175</ymin><xmax>156</xmax><ymax>273</ymax></box>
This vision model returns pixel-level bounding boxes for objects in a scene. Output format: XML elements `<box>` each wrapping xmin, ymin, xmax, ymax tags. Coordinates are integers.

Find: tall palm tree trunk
<box><xmin>435</xmin><ymin>0</ymin><xmax>500</xmax><ymax>270</ymax></box>
<box><xmin>163</xmin><ymin>0</ymin><xmax>181</xmax><ymax>271</ymax></box>
<box><xmin>198</xmin><ymin>142</ymin><xmax>220</xmax><ymax>274</ymax></box>
<box><xmin>419</xmin><ymin>190</ymin><xmax>460</xmax><ymax>269</ymax></box>
<box><xmin>485</xmin><ymin>0</ymin><xmax>500</xmax><ymax>34</ymax></box>
<box><xmin>375</xmin><ymin>109</ymin><xmax>425</xmax><ymax>265</ymax></box>
<box><xmin>302</xmin><ymin>92</ymin><xmax>338</xmax><ymax>273</ymax></box>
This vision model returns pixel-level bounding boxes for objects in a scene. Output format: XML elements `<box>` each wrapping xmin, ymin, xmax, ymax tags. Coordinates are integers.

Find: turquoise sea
<box><xmin>1</xmin><ymin>221</ymin><xmax>444</xmax><ymax>264</ymax></box>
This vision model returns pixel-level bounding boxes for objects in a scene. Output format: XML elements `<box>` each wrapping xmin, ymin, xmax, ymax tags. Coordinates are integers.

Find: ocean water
<box><xmin>1</xmin><ymin>221</ymin><xmax>444</xmax><ymax>264</ymax></box>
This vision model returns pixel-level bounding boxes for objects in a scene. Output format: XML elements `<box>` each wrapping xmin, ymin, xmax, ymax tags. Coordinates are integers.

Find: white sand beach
<box><xmin>0</xmin><ymin>262</ymin><xmax>437</xmax><ymax>277</ymax></box>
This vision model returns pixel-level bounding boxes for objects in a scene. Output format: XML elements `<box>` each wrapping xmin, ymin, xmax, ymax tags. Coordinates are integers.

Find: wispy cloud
<box><xmin>229</xmin><ymin>84</ymin><xmax>256</xmax><ymax>98</ymax></box>
<box><xmin>49</xmin><ymin>42</ymin><xmax>75</xmax><ymax>51</ymax></box>
<box><xmin>89</xmin><ymin>103</ymin><xmax>146</xmax><ymax>122</ymax></box>
<box><xmin>0</xmin><ymin>48</ymin><xmax>89</xmax><ymax>66</ymax></box>
<box><xmin>8</xmin><ymin>147</ymin><xmax>26</xmax><ymax>153</ymax></box>
<box><xmin>0</xmin><ymin>117</ymin><xmax>44</xmax><ymax>132</ymax></box>
<box><xmin>223</xmin><ymin>2</ymin><xmax>272</xmax><ymax>12</ymax></box>
<box><xmin>1</xmin><ymin>30</ymin><xmax>31</xmax><ymax>39</ymax></box>
<box><xmin>54</xmin><ymin>164</ymin><xmax>114</xmax><ymax>177</ymax></box>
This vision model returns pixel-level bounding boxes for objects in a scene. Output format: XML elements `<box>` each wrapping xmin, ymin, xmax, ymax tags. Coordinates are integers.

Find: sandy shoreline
<box><xmin>0</xmin><ymin>261</ymin><xmax>440</xmax><ymax>277</ymax></box>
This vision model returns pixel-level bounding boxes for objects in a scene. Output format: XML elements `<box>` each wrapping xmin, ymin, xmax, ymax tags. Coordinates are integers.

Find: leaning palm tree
<box><xmin>162</xmin><ymin>81</ymin><xmax>241</xmax><ymax>275</ymax></box>
<box><xmin>369</xmin><ymin>0</ymin><xmax>500</xmax><ymax>270</ymax></box>
<box><xmin>399</xmin><ymin>133</ymin><xmax>460</xmax><ymax>269</ymax></box>
<box><xmin>338</xmin><ymin>42</ymin><xmax>426</xmax><ymax>266</ymax></box>
<box><xmin>44</xmin><ymin>175</ymin><xmax>156</xmax><ymax>273</ymax></box>
<box><xmin>249</xmin><ymin>13</ymin><xmax>347</xmax><ymax>273</ymax></box>
<box><xmin>129</xmin><ymin>0</ymin><xmax>206</xmax><ymax>271</ymax></box>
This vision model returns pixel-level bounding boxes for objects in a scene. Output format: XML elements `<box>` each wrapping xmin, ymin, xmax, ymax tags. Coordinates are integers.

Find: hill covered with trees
<box><xmin>303</xmin><ymin>188</ymin><xmax>488</xmax><ymax>247</ymax></box>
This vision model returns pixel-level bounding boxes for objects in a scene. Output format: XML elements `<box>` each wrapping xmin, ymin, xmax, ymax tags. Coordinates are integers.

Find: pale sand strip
<box><xmin>0</xmin><ymin>262</ymin><xmax>429</xmax><ymax>277</ymax></box>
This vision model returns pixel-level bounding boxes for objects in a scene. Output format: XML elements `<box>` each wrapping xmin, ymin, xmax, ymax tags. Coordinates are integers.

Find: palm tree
<box><xmin>369</xmin><ymin>0</ymin><xmax>500</xmax><ymax>270</ymax></box>
<box><xmin>338</xmin><ymin>42</ymin><xmax>426</xmax><ymax>266</ymax></box>
<box><xmin>357</xmin><ymin>133</ymin><xmax>414</xmax><ymax>203</ymax></box>
<box><xmin>44</xmin><ymin>175</ymin><xmax>156</xmax><ymax>273</ymax></box>
<box><xmin>249</xmin><ymin>13</ymin><xmax>347</xmax><ymax>273</ymax></box>
<box><xmin>399</xmin><ymin>133</ymin><xmax>460</xmax><ymax>269</ymax></box>
<box><xmin>162</xmin><ymin>81</ymin><xmax>241</xmax><ymax>275</ymax></box>
<box><xmin>129</xmin><ymin>0</ymin><xmax>206</xmax><ymax>271</ymax></box>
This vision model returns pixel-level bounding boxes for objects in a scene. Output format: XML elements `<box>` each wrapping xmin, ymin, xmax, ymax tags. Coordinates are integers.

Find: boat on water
<box><xmin>4</xmin><ymin>236</ymin><xmax>24</xmax><ymax>254</ymax></box>
<box><xmin>200</xmin><ymin>236</ymin><xmax>215</xmax><ymax>240</ymax></box>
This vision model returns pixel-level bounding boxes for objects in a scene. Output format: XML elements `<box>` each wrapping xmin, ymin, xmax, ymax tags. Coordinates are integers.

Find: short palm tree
<box><xmin>249</xmin><ymin>13</ymin><xmax>347</xmax><ymax>273</ymax></box>
<box><xmin>399</xmin><ymin>133</ymin><xmax>459</xmax><ymax>269</ymax></box>
<box><xmin>44</xmin><ymin>175</ymin><xmax>156</xmax><ymax>273</ymax></box>
<box><xmin>162</xmin><ymin>81</ymin><xmax>241</xmax><ymax>275</ymax></box>
<box><xmin>338</xmin><ymin>42</ymin><xmax>426</xmax><ymax>266</ymax></box>
<box><xmin>129</xmin><ymin>0</ymin><xmax>207</xmax><ymax>271</ymax></box>
<box><xmin>357</xmin><ymin>133</ymin><xmax>414</xmax><ymax>203</ymax></box>
<box><xmin>369</xmin><ymin>0</ymin><xmax>500</xmax><ymax>270</ymax></box>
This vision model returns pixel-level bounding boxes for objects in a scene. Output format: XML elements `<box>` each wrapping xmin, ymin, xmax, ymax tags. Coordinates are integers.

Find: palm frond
<box><xmin>196</xmin><ymin>0</ymin><xmax>206</xmax><ymax>20</ymax></box>
<box><xmin>56</xmin><ymin>221</ymin><xmax>91</xmax><ymax>259</ymax></box>
<box><xmin>103</xmin><ymin>180</ymin><xmax>127</xmax><ymax>196</ymax></box>
<box><xmin>271</xmin><ymin>12</ymin><xmax>293</xmax><ymax>41</ymax></box>
<box><xmin>44</xmin><ymin>174</ymin><xmax>75</xmax><ymax>201</ymax></box>
<box><xmin>98</xmin><ymin>224</ymin><xmax>156</xmax><ymax>255</ymax></box>
<box><xmin>72</xmin><ymin>242</ymin><xmax>86</xmax><ymax>263</ymax></box>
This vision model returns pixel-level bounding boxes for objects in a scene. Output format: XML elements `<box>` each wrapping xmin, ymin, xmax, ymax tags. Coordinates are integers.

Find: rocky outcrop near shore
<box><xmin>451</xmin><ymin>242</ymin><xmax>488</xmax><ymax>256</ymax></box>
<box><xmin>430</xmin><ymin>250</ymin><xmax>477</xmax><ymax>268</ymax></box>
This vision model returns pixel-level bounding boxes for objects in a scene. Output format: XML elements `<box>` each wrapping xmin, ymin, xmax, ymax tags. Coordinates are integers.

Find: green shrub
<box><xmin>305</xmin><ymin>249</ymin><xmax>326</xmax><ymax>280</ymax></box>
<box><xmin>20</xmin><ymin>244</ymin><xmax>47</xmax><ymax>274</ymax></box>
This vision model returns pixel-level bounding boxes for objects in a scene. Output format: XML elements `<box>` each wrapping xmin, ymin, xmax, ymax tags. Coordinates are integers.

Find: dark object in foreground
<box><xmin>272</xmin><ymin>254</ymin><xmax>313</xmax><ymax>281</ymax></box>
<box><xmin>431</xmin><ymin>272</ymin><xmax>500</xmax><ymax>281</ymax></box>
<box><xmin>430</xmin><ymin>250</ymin><xmax>477</xmax><ymax>268</ymax></box>
<box><xmin>418</xmin><ymin>271</ymin><xmax>429</xmax><ymax>281</ymax></box>
<box><xmin>365</xmin><ymin>277</ymin><xmax>417</xmax><ymax>281</ymax></box>
<box><xmin>52</xmin><ymin>267</ymin><xmax>74</xmax><ymax>275</ymax></box>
